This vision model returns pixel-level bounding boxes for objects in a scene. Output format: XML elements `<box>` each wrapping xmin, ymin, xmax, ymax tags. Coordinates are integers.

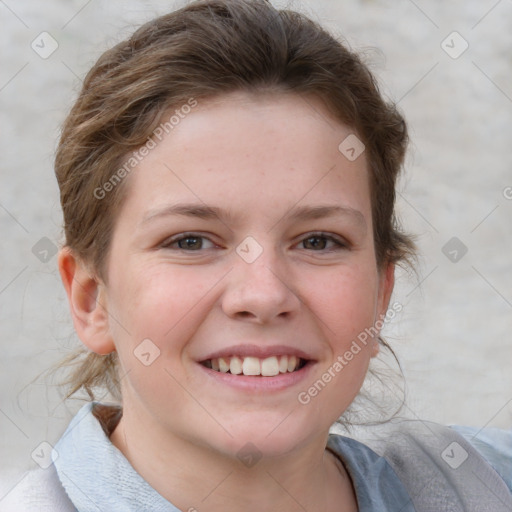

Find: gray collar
<box><xmin>54</xmin><ymin>402</ymin><xmax>179</xmax><ymax>512</ymax></box>
<box><xmin>55</xmin><ymin>403</ymin><xmax>512</xmax><ymax>512</ymax></box>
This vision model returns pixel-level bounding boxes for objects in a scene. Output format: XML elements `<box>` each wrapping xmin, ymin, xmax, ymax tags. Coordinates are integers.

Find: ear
<box><xmin>371</xmin><ymin>262</ymin><xmax>395</xmax><ymax>357</ymax></box>
<box><xmin>58</xmin><ymin>247</ymin><xmax>115</xmax><ymax>355</ymax></box>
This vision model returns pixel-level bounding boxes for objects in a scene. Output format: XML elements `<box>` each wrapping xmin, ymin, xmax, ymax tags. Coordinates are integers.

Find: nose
<box><xmin>221</xmin><ymin>247</ymin><xmax>301</xmax><ymax>324</ymax></box>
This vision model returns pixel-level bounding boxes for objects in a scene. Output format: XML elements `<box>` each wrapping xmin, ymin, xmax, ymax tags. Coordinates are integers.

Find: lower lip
<box><xmin>197</xmin><ymin>361</ymin><xmax>315</xmax><ymax>393</ymax></box>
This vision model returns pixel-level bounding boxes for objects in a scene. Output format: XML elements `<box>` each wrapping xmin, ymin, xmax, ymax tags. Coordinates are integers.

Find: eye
<box><xmin>299</xmin><ymin>233</ymin><xmax>347</xmax><ymax>251</ymax></box>
<box><xmin>161</xmin><ymin>233</ymin><xmax>216</xmax><ymax>251</ymax></box>
<box><xmin>159</xmin><ymin>232</ymin><xmax>347</xmax><ymax>252</ymax></box>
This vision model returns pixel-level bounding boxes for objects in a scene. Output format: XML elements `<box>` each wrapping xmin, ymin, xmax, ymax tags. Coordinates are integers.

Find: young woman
<box><xmin>2</xmin><ymin>1</ymin><xmax>511</xmax><ymax>510</ymax></box>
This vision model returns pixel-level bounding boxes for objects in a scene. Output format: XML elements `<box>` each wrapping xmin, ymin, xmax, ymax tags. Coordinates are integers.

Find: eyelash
<box><xmin>160</xmin><ymin>232</ymin><xmax>348</xmax><ymax>253</ymax></box>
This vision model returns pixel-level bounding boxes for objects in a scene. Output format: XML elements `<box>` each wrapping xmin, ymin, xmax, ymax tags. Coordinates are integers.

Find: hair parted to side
<box><xmin>55</xmin><ymin>0</ymin><xmax>415</xmax><ymax>404</ymax></box>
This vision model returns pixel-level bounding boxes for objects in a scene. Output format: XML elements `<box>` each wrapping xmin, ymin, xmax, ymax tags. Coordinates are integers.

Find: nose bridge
<box><xmin>221</xmin><ymin>236</ymin><xmax>300</xmax><ymax>322</ymax></box>
<box><xmin>237</xmin><ymin>233</ymin><xmax>279</xmax><ymax>272</ymax></box>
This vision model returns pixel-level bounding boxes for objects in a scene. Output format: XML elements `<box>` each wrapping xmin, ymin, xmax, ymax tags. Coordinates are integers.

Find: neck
<box><xmin>107</xmin><ymin>405</ymin><xmax>357</xmax><ymax>512</ymax></box>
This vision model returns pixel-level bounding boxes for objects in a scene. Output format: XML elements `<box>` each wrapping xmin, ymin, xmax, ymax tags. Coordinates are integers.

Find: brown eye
<box><xmin>161</xmin><ymin>233</ymin><xmax>215</xmax><ymax>251</ymax></box>
<box><xmin>177</xmin><ymin>236</ymin><xmax>203</xmax><ymax>250</ymax></box>
<box><xmin>300</xmin><ymin>234</ymin><xmax>346</xmax><ymax>251</ymax></box>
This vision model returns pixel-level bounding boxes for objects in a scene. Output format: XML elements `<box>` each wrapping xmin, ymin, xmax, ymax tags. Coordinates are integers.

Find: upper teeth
<box><xmin>207</xmin><ymin>355</ymin><xmax>301</xmax><ymax>376</ymax></box>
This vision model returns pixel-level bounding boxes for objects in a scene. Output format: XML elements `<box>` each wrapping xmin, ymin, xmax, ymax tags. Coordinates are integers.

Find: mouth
<box><xmin>200</xmin><ymin>355</ymin><xmax>308</xmax><ymax>377</ymax></box>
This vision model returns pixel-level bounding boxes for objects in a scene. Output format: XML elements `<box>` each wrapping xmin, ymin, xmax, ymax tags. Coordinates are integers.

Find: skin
<box><xmin>59</xmin><ymin>91</ymin><xmax>395</xmax><ymax>511</ymax></box>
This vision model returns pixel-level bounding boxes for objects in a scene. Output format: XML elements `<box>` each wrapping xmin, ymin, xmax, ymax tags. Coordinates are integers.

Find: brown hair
<box><xmin>55</xmin><ymin>0</ymin><xmax>415</xmax><ymax>401</ymax></box>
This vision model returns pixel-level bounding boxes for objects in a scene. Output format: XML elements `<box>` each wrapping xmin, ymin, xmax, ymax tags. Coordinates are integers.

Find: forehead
<box><xmin>119</xmin><ymin>91</ymin><xmax>371</xmax><ymax>225</ymax></box>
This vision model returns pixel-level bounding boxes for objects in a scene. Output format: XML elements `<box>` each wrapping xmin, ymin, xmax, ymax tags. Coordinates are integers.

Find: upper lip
<box><xmin>199</xmin><ymin>344</ymin><xmax>316</xmax><ymax>362</ymax></box>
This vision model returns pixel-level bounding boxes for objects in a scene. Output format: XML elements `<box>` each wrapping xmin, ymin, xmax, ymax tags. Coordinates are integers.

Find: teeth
<box><xmin>261</xmin><ymin>356</ymin><xmax>279</xmax><ymax>376</ymax></box>
<box><xmin>279</xmin><ymin>355</ymin><xmax>288</xmax><ymax>373</ymax></box>
<box><xmin>219</xmin><ymin>357</ymin><xmax>230</xmax><ymax>373</ymax></box>
<box><xmin>287</xmin><ymin>355</ymin><xmax>297</xmax><ymax>372</ymax></box>
<box><xmin>206</xmin><ymin>355</ymin><xmax>303</xmax><ymax>376</ymax></box>
<box><xmin>242</xmin><ymin>356</ymin><xmax>261</xmax><ymax>376</ymax></box>
<box><xmin>230</xmin><ymin>356</ymin><xmax>243</xmax><ymax>375</ymax></box>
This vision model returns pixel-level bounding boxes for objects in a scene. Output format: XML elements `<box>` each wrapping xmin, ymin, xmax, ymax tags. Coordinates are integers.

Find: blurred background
<box><xmin>1</xmin><ymin>0</ymin><xmax>511</xmax><ymax>485</ymax></box>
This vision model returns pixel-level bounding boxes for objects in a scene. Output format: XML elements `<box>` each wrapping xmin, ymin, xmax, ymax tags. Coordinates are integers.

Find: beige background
<box><xmin>1</xmin><ymin>0</ymin><xmax>511</xmax><ymax>484</ymax></box>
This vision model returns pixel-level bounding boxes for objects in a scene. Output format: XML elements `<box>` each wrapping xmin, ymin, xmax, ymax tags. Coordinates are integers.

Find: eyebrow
<box><xmin>139</xmin><ymin>202</ymin><xmax>367</xmax><ymax>231</ymax></box>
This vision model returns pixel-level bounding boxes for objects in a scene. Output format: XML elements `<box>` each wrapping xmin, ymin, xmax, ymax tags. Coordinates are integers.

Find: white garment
<box><xmin>1</xmin><ymin>402</ymin><xmax>511</xmax><ymax>511</ymax></box>
<box><xmin>0</xmin><ymin>465</ymin><xmax>75</xmax><ymax>512</ymax></box>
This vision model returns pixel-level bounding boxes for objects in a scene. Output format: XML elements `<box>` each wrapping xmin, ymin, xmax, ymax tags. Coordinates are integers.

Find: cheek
<box><xmin>307</xmin><ymin>264</ymin><xmax>379</xmax><ymax>349</ymax></box>
<box><xmin>299</xmin><ymin>272</ymin><xmax>378</xmax><ymax>423</ymax></box>
<box><xmin>108</xmin><ymin>264</ymin><xmax>220</xmax><ymax>358</ymax></box>
<box><xmin>105</xmin><ymin>265</ymin><xmax>220</xmax><ymax>412</ymax></box>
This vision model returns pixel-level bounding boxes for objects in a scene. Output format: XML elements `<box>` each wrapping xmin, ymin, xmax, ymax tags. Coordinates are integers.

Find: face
<box><xmin>96</xmin><ymin>92</ymin><xmax>393</xmax><ymax>458</ymax></box>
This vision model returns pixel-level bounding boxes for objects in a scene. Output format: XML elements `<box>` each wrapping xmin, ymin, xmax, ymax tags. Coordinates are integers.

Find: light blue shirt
<box><xmin>451</xmin><ymin>424</ymin><xmax>512</xmax><ymax>492</ymax></box>
<box><xmin>8</xmin><ymin>402</ymin><xmax>507</xmax><ymax>511</ymax></box>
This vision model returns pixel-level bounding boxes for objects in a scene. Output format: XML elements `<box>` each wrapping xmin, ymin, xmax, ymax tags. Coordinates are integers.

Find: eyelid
<box><xmin>159</xmin><ymin>231</ymin><xmax>350</xmax><ymax>252</ymax></box>
<box><xmin>295</xmin><ymin>232</ymin><xmax>349</xmax><ymax>250</ymax></box>
<box><xmin>160</xmin><ymin>232</ymin><xmax>219</xmax><ymax>250</ymax></box>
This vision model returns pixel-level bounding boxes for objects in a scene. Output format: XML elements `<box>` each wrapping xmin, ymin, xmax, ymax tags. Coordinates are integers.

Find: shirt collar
<box><xmin>327</xmin><ymin>434</ymin><xmax>415</xmax><ymax>511</ymax></box>
<box><xmin>54</xmin><ymin>402</ymin><xmax>180</xmax><ymax>512</ymax></box>
<box><xmin>55</xmin><ymin>402</ymin><xmax>414</xmax><ymax>512</ymax></box>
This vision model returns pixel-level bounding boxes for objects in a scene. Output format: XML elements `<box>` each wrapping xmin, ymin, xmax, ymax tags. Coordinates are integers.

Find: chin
<box><xmin>200</xmin><ymin>411</ymin><xmax>327</xmax><ymax>462</ymax></box>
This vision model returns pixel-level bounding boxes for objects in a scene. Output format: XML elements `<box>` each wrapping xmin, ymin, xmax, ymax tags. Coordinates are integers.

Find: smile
<box><xmin>200</xmin><ymin>355</ymin><xmax>307</xmax><ymax>376</ymax></box>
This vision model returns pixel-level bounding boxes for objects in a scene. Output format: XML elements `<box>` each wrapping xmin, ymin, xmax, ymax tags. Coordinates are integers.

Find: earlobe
<box><xmin>370</xmin><ymin>339</ymin><xmax>380</xmax><ymax>358</ymax></box>
<box><xmin>58</xmin><ymin>247</ymin><xmax>116</xmax><ymax>355</ymax></box>
<box><xmin>371</xmin><ymin>262</ymin><xmax>396</xmax><ymax>358</ymax></box>
<box><xmin>378</xmin><ymin>262</ymin><xmax>395</xmax><ymax>318</ymax></box>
